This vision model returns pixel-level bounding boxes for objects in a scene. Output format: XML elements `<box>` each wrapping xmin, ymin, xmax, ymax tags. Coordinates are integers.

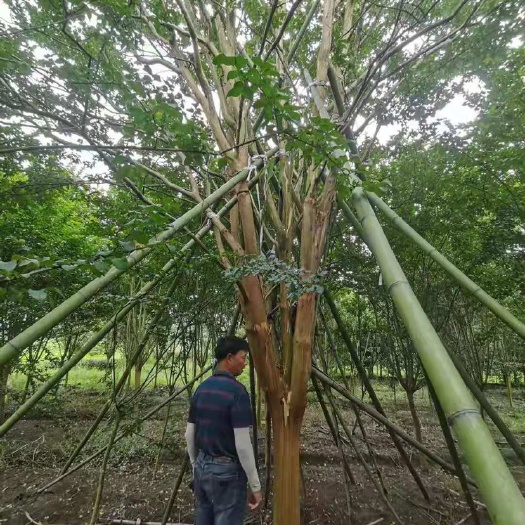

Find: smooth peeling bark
<box><xmin>272</xmin><ymin>416</ymin><xmax>302</xmax><ymax>525</ymax></box>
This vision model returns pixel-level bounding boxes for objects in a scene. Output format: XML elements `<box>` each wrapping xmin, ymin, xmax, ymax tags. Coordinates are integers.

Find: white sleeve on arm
<box><xmin>185</xmin><ymin>422</ymin><xmax>197</xmax><ymax>467</ymax></box>
<box><xmin>234</xmin><ymin>427</ymin><xmax>261</xmax><ymax>492</ymax></box>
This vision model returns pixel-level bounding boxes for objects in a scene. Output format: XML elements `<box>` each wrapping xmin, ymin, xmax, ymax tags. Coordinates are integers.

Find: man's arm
<box><xmin>234</xmin><ymin>427</ymin><xmax>261</xmax><ymax>492</ymax></box>
<box><xmin>185</xmin><ymin>422</ymin><xmax>197</xmax><ymax>467</ymax></box>
<box><xmin>186</xmin><ymin>397</ymin><xmax>197</xmax><ymax>469</ymax></box>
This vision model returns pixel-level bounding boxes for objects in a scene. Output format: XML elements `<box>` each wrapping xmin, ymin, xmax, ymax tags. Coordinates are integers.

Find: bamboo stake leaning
<box><xmin>320</xmin><ymin>311</ymin><xmax>387</xmax><ymax>494</ymax></box>
<box><xmin>311</xmin><ymin>372</ymin><xmax>356</xmax><ymax>485</ymax></box>
<box><xmin>0</xmin><ymin>149</ymin><xmax>278</xmax><ymax>367</ymax></box>
<box><xmin>61</xmin><ymin>271</ymin><xmax>188</xmax><ymax>474</ymax></box>
<box><xmin>89</xmin><ymin>410</ymin><xmax>121</xmax><ymax>525</ymax></box>
<box><xmin>367</xmin><ymin>191</ymin><xmax>525</xmax><ymax>340</ymax></box>
<box><xmin>424</xmin><ymin>374</ymin><xmax>481</xmax><ymax>525</ymax></box>
<box><xmin>311</xmin><ymin>376</ymin><xmax>354</xmax><ymax>519</ymax></box>
<box><xmin>351</xmin><ymin>186</ymin><xmax>525</xmax><ymax>525</ymax></box>
<box><xmin>308</xmin><ymin>70</ymin><xmax>428</xmax><ymax>499</ymax></box>
<box><xmin>0</xmin><ymin>164</ymin><xmax>270</xmax><ymax>438</ymax></box>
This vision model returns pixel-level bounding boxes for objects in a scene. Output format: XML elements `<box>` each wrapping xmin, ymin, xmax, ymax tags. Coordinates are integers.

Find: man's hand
<box><xmin>248</xmin><ymin>490</ymin><xmax>262</xmax><ymax>510</ymax></box>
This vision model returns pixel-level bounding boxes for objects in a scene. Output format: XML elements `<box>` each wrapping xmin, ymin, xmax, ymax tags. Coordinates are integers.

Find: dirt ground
<box><xmin>1</xmin><ymin>388</ymin><xmax>524</xmax><ymax>525</ymax></box>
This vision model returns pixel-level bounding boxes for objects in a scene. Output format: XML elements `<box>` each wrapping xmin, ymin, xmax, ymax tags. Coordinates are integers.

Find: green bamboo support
<box><xmin>0</xmin><ymin>164</ymin><xmax>271</xmax><ymax>437</ymax></box>
<box><xmin>445</xmin><ymin>347</ymin><xmax>525</xmax><ymax>465</ymax></box>
<box><xmin>0</xmin><ymin>150</ymin><xmax>278</xmax><ymax>367</ymax></box>
<box><xmin>367</xmin><ymin>191</ymin><xmax>525</xmax><ymax>340</ymax></box>
<box><xmin>352</xmin><ymin>186</ymin><xmax>525</xmax><ymax>524</ymax></box>
<box><xmin>425</xmin><ymin>372</ymin><xmax>481</xmax><ymax>525</ymax></box>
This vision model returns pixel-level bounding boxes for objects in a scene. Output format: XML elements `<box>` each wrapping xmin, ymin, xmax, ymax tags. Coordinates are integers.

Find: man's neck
<box><xmin>216</xmin><ymin>363</ymin><xmax>233</xmax><ymax>376</ymax></box>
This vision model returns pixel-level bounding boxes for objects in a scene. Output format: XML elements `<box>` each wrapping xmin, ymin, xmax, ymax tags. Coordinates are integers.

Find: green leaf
<box><xmin>217</xmin><ymin>157</ymin><xmax>230</xmax><ymax>170</ymax></box>
<box><xmin>234</xmin><ymin>56</ymin><xmax>248</xmax><ymax>68</ymax></box>
<box><xmin>29</xmin><ymin>289</ymin><xmax>47</xmax><ymax>301</ymax></box>
<box><xmin>93</xmin><ymin>260</ymin><xmax>110</xmax><ymax>273</ymax></box>
<box><xmin>212</xmin><ymin>54</ymin><xmax>237</xmax><ymax>66</ymax></box>
<box><xmin>227</xmin><ymin>82</ymin><xmax>245</xmax><ymax>98</ymax></box>
<box><xmin>119</xmin><ymin>240</ymin><xmax>136</xmax><ymax>252</ymax></box>
<box><xmin>128</xmin><ymin>230</ymin><xmax>151</xmax><ymax>244</ymax></box>
<box><xmin>111</xmin><ymin>257</ymin><xmax>131</xmax><ymax>271</ymax></box>
<box><xmin>0</xmin><ymin>260</ymin><xmax>17</xmax><ymax>272</ymax></box>
<box><xmin>61</xmin><ymin>264</ymin><xmax>78</xmax><ymax>271</ymax></box>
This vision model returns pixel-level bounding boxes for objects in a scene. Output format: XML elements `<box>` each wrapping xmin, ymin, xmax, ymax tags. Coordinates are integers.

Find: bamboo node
<box><xmin>447</xmin><ymin>408</ymin><xmax>480</xmax><ymax>427</ymax></box>
<box><xmin>387</xmin><ymin>279</ymin><xmax>409</xmax><ymax>294</ymax></box>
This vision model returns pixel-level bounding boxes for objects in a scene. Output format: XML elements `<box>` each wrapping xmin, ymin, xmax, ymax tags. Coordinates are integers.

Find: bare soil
<box><xmin>1</xmin><ymin>388</ymin><xmax>524</xmax><ymax>525</ymax></box>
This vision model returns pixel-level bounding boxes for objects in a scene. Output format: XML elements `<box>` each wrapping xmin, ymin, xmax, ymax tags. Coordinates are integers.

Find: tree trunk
<box><xmin>134</xmin><ymin>364</ymin><xmax>142</xmax><ymax>391</ymax></box>
<box><xmin>406</xmin><ymin>389</ymin><xmax>422</xmax><ymax>443</ymax></box>
<box><xmin>0</xmin><ymin>364</ymin><xmax>10</xmax><ymax>424</ymax></box>
<box><xmin>21</xmin><ymin>373</ymin><xmax>31</xmax><ymax>404</ymax></box>
<box><xmin>506</xmin><ymin>374</ymin><xmax>513</xmax><ymax>408</ymax></box>
<box><xmin>272</xmin><ymin>414</ymin><xmax>302</xmax><ymax>525</ymax></box>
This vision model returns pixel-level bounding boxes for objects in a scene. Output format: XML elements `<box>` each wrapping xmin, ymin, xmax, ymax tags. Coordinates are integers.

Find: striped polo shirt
<box><xmin>188</xmin><ymin>370</ymin><xmax>253</xmax><ymax>458</ymax></box>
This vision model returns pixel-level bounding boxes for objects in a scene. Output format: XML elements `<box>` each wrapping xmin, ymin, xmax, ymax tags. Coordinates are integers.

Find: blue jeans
<box><xmin>194</xmin><ymin>451</ymin><xmax>247</xmax><ymax>525</ymax></box>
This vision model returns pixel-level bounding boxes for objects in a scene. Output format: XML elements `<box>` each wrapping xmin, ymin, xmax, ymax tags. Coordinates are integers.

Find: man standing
<box><xmin>185</xmin><ymin>336</ymin><xmax>262</xmax><ymax>525</ymax></box>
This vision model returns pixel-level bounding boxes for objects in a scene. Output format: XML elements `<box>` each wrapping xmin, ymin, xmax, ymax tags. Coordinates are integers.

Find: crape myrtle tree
<box><xmin>1</xmin><ymin>0</ymin><xmax>525</xmax><ymax>523</ymax></box>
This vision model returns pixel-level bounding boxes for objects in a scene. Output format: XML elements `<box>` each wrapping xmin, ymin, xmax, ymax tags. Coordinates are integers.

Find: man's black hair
<box><xmin>214</xmin><ymin>336</ymin><xmax>249</xmax><ymax>361</ymax></box>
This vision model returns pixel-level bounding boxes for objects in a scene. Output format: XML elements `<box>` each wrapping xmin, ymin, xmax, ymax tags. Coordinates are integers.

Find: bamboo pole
<box><xmin>320</xmin><ymin>312</ymin><xmax>387</xmax><ymax>493</ymax></box>
<box><xmin>444</xmin><ymin>348</ymin><xmax>525</xmax><ymax>465</ymax></box>
<box><xmin>351</xmin><ymin>186</ymin><xmax>525</xmax><ymax>525</ymax></box>
<box><xmin>62</xmin><ymin>270</ymin><xmax>187</xmax><ymax>473</ymax></box>
<box><xmin>425</xmin><ymin>374</ymin><xmax>481</xmax><ymax>525</ymax></box>
<box><xmin>89</xmin><ymin>411</ymin><xmax>121</xmax><ymax>525</ymax></box>
<box><xmin>0</xmin><ymin>149</ymin><xmax>278</xmax><ymax>367</ymax></box>
<box><xmin>0</xmin><ymin>166</ymin><xmax>270</xmax><ymax>438</ymax></box>
<box><xmin>312</xmin><ymin>366</ymin><xmax>476</xmax><ymax>486</ymax></box>
<box><xmin>311</xmin><ymin>374</ymin><xmax>356</xmax><ymax>484</ymax></box>
<box><xmin>367</xmin><ymin>191</ymin><xmax>525</xmax><ymax>340</ymax></box>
